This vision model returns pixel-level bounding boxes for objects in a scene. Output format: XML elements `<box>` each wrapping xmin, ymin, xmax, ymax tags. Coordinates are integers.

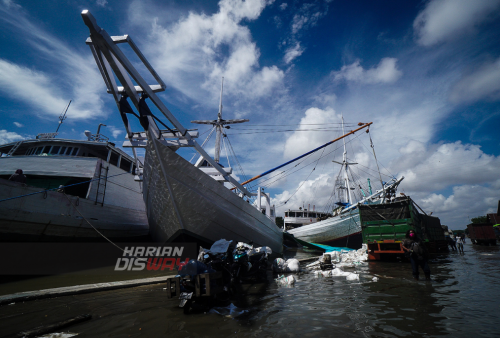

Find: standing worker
<box><xmin>456</xmin><ymin>235</ymin><xmax>464</xmax><ymax>254</ymax></box>
<box><xmin>402</xmin><ymin>229</ymin><xmax>431</xmax><ymax>281</ymax></box>
<box><xmin>449</xmin><ymin>233</ymin><xmax>457</xmax><ymax>251</ymax></box>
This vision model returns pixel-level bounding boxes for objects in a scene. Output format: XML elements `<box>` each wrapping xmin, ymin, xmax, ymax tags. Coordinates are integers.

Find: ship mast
<box><xmin>214</xmin><ymin>78</ymin><xmax>224</xmax><ymax>163</ymax></box>
<box><xmin>341</xmin><ymin>115</ymin><xmax>353</xmax><ymax>204</ymax></box>
<box><xmin>191</xmin><ymin>77</ymin><xmax>249</xmax><ymax>166</ymax></box>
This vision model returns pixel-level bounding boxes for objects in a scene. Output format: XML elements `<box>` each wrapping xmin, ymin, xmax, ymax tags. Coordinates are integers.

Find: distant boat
<box><xmin>0</xmin><ymin>129</ymin><xmax>148</xmax><ymax>241</ymax></box>
<box><xmin>283</xmin><ymin>208</ymin><xmax>331</xmax><ymax>231</ymax></box>
<box><xmin>288</xmin><ymin>117</ymin><xmax>404</xmax><ymax>249</ymax></box>
<box><xmin>82</xmin><ymin>11</ymin><xmax>283</xmax><ymax>253</ymax></box>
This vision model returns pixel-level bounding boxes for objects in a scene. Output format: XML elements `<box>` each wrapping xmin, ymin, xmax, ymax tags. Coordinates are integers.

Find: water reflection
<box><xmin>1</xmin><ymin>243</ymin><xmax>499</xmax><ymax>337</ymax></box>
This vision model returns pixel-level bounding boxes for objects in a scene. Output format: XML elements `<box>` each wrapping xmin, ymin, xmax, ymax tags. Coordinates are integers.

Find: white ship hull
<box><xmin>142</xmin><ymin>134</ymin><xmax>283</xmax><ymax>253</ymax></box>
<box><xmin>0</xmin><ymin>156</ymin><xmax>148</xmax><ymax>241</ymax></box>
<box><xmin>288</xmin><ymin>209</ymin><xmax>362</xmax><ymax>248</ymax></box>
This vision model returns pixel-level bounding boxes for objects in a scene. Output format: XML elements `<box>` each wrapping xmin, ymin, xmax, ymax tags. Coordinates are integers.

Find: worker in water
<box><xmin>9</xmin><ymin>169</ymin><xmax>26</xmax><ymax>184</ymax></box>
<box><xmin>402</xmin><ymin>229</ymin><xmax>431</xmax><ymax>281</ymax></box>
<box><xmin>456</xmin><ymin>235</ymin><xmax>464</xmax><ymax>254</ymax></box>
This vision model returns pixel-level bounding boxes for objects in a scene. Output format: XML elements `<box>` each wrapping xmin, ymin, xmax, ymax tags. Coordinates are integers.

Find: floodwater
<box><xmin>1</xmin><ymin>242</ymin><xmax>499</xmax><ymax>337</ymax></box>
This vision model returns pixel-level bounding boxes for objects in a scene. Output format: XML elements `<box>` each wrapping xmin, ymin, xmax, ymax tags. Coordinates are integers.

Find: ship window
<box><xmin>285</xmin><ymin>212</ymin><xmax>288</xmax><ymax>217</ymax></box>
<box><xmin>310</xmin><ymin>212</ymin><xmax>316</xmax><ymax>218</ymax></box>
<box><xmin>50</xmin><ymin>146</ymin><xmax>60</xmax><ymax>155</ymax></box>
<box><xmin>109</xmin><ymin>152</ymin><xmax>119</xmax><ymax>166</ymax></box>
<box><xmin>25</xmin><ymin>148</ymin><xmax>32</xmax><ymax>155</ymax></box>
<box><xmin>120</xmin><ymin>159</ymin><xmax>131</xmax><ymax>171</ymax></box>
<box><xmin>42</xmin><ymin>146</ymin><xmax>51</xmax><ymax>154</ymax></box>
<box><xmin>296</xmin><ymin>212</ymin><xmax>303</xmax><ymax>217</ymax></box>
<box><xmin>288</xmin><ymin>212</ymin><xmax>295</xmax><ymax>217</ymax></box>
<box><xmin>71</xmin><ymin>148</ymin><xmax>79</xmax><ymax>156</ymax></box>
<box><xmin>60</xmin><ymin>146</ymin><xmax>66</xmax><ymax>155</ymax></box>
<box><xmin>35</xmin><ymin>147</ymin><xmax>43</xmax><ymax>155</ymax></box>
<box><xmin>66</xmin><ymin>147</ymin><xmax>73</xmax><ymax>155</ymax></box>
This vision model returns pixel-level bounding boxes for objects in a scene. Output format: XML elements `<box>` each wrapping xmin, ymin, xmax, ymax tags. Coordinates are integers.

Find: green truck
<box><xmin>359</xmin><ymin>196</ymin><xmax>448</xmax><ymax>260</ymax></box>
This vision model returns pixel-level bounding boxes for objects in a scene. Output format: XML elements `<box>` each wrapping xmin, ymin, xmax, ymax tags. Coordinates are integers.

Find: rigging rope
<box><xmin>276</xmin><ymin>147</ymin><xmax>326</xmax><ymax>207</ymax></box>
<box><xmin>189</xmin><ymin>126</ymin><xmax>216</xmax><ymax>163</ymax></box>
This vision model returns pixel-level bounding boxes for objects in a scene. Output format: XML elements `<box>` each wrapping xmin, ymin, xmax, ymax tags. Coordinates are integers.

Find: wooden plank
<box><xmin>0</xmin><ymin>276</ymin><xmax>172</xmax><ymax>306</ymax></box>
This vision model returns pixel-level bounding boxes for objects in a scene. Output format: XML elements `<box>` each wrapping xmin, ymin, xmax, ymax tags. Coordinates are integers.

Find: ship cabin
<box><xmin>283</xmin><ymin>208</ymin><xmax>331</xmax><ymax>231</ymax></box>
<box><xmin>0</xmin><ymin>135</ymin><xmax>139</xmax><ymax>200</ymax></box>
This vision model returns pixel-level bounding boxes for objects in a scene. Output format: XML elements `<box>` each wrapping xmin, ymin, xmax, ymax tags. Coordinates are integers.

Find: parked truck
<box><xmin>467</xmin><ymin>223</ymin><xmax>496</xmax><ymax>246</ymax></box>
<box><xmin>359</xmin><ymin>196</ymin><xmax>448</xmax><ymax>260</ymax></box>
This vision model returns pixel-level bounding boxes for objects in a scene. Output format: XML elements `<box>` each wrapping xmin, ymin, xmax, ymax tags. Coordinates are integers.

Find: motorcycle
<box><xmin>230</xmin><ymin>242</ymin><xmax>271</xmax><ymax>286</ymax></box>
<box><xmin>170</xmin><ymin>240</ymin><xmax>271</xmax><ymax>313</ymax></box>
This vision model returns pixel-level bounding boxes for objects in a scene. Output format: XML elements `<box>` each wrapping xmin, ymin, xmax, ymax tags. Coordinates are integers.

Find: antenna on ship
<box><xmin>56</xmin><ymin>100</ymin><xmax>72</xmax><ymax>133</ymax></box>
<box><xmin>191</xmin><ymin>77</ymin><xmax>250</xmax><ymax>166</ymax></box>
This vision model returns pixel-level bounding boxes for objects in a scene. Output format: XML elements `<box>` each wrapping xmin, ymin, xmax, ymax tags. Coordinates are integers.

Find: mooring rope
<box><xmin>62</xmin><ymin>192</ymin><xmax>126</xmax><ymax>253</ymax></box>
<box><xmin>0</xmin><ymin>172</ymin><xmax>129</xmax><ymax>203</ymax></box>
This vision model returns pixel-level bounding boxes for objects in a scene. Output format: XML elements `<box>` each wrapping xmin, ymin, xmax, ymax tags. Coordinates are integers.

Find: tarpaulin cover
<box><xmin>359</xmin><ymin>199</ymin><xmax>411</xmax><ymax>221</ymax></box>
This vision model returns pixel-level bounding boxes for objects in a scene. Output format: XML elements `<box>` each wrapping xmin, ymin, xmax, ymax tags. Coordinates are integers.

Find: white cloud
<box><xmin>0</xmin><ymin>60</ymin><xmax>70</xmax><ymax>118</ymax></box>
<box><xmin>418</xmin><ymin>182</ymin><xmax>500</xmax><ymax>228</ymax></box>
<box><xmin>107</xmin><ymin>125</ymin><xmax>124</xmax><ymax>139</ymax></box>
<box><xmin>291</xmin><ymin>3</ymin><xmax>328</xmax><ymax>35</ymax></box>
<box><xmin>272</xmin><ymin>173</ymin><xmax>335</xmax><ymax>214</ymax></box>
<box><xmin>13</xmin><ymin>122</ymin><xmax>23</xmax><ymax>127</ymax></box>
<box><xmin>138</xmin><ymin>0</ymin><xmax>284</xmax><ymax>103</ymax></box>
<box><xmin>0</xmin><ymin>5</ymin><xmax>105</xmax><ymax>119</ymax></box>
<box><xmin>284</xmin><ymin>42</ymin><xmax>304</xmax><ymax>64</ymax></box>
<box><xmin>96</xmin><ymin>0</ymin><xmax>108</xmax><ymax>7</ymax></box>
<box><xmin>1</xmin><ymin>0</ymin><xmax>21</xmax><ymax>9</ymax></box>
<box><xmin>332</xmin><ymin>58</ymin><xmax>403</xmax><ymax>84</ymax></box>
<box><xmin>414</xmin><ymin>0</ymin><xmax>500</xmax><ymax>46</ymax></box>
<box><xmin>392</xmin><ymin>141</ymin><xmax>500</xmax><ymax>192</ymax></box>
<box><xmin>279</xmin><ymin>3</ymin><xmax>288</xmax><ymax>11</ymax></box>
<box><xmin>283</xmin><ymin>107</ymin><xmax>339</xmax><ymax>159</ymax></box>
<box><xmin>0</xmin><ymin>129</ymin><xmax>23</xmax><ymax>145</ymax></box>
<box><xmin>449</xmin><ymin>58</ymin><xmax>500</xmax><ymax>104</ymax></box>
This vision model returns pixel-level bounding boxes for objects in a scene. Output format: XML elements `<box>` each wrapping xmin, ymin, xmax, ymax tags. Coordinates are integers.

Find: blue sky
<box><xmin>1</xmin><ymin>0</ymin><xmax>500</xmax><ymax>229</ymax></box>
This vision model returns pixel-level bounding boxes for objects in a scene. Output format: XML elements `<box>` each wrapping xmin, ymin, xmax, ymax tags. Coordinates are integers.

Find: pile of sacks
<box><xmin>272</xmin><ymin>258</ymin><xmax>300</xmax><ymax>273</ymax></box>
<box><xmin>307</xmin><ymin>244</ymin><xmax>369</xmax><ymax>281</ymax></box>
<box><xmin>272</xmin><ymin>258</ymin><xmax>300</xmax><ymax>287</ymax></box>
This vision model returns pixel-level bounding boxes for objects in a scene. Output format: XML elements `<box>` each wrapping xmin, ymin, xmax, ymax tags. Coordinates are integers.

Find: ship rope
<box><xmin>225</xmin><ymin>134</ymin><xmax>252</xmax><ymax>193</ymax></box>
<box><xmin>62</xmin><ymin>193</ymin><xmax>126</xmax><ymax>253</ymax></box>
<box><xmin>0</xmin><ymin>172</ymin><xmax>129</xmax><ymax>203</ymax></box>
<box><xmin>275</xmin><ymin>147</ymin><xmax>326</xmax><ymax>207</ymax></box>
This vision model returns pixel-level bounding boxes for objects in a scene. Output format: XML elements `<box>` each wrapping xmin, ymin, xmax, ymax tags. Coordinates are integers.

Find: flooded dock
<box><xmin>1</xmin><ymin>243</ymin><xmax>499</xmax><ymax>337</ymax></box>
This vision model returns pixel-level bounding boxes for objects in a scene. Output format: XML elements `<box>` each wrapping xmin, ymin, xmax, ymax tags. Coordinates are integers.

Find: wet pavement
<box><xmin>1</xmin><ymin>242</ymin><xmax>499</xmax><ymax>337</ymax></box>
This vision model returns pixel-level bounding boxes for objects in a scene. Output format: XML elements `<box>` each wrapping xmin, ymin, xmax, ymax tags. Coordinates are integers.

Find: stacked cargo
<box><xmin>359</xmin><ymin>196</ymin><xmax>448</xmax><ymax>261</ymax></box>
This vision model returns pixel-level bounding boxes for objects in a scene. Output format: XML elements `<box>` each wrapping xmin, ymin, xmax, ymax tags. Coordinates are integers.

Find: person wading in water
<box><xmin>402</xmin><ymin>229</ymin><xmax>431</xmax><ymax>281</ymax></box>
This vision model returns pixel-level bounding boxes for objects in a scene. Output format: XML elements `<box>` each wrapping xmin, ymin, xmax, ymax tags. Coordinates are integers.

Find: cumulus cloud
<box><xmin>414</xmin><ymin>0</ymin><xmax>500</xmax><ymax>46</ymax></box>
<box><xmin>419</xmin><ymin>182</ymin><xmax>500</xmax><ymax>227</ymax></box>
<box><xmin>272</xmin><ymin>173</ymin><xmax>335</xmax><ymax>214</ymax></box>
<box><xmin>0</xmin><ymin>4</ymin><xmax>105</xmax><ymax>119</ymax></box>
<box><xmin>13</xmin><ymin>122</ymin><xmax>23</xmax><ymax>127</ymax></box>
<box><xmin>283</xmin><ymin>42</ymin><xmax>304</xmax><ymax>64</ymax></box>
<box><xmin>332</xmin><ymin>58</ymin><xmax>403</xmax><ymax>84</ymax></box>
<box><xmin>0</xmin><ymin>129</ymin><xmax>23</xmax><ymax>145</ymax></box>
<box><xmin>138</xmin><ymin>0</ymin><xmax>284</xmax><ymax>103</ymax></box>
<box><xmin>279</xmin><ymin>3</ymin><xmax>288</xmax><ymax>11</ymax></box>
<box><xmin>392</xmin><ymin>141</ymin><xmax>500</xmax><ymax>192</ymax></box>
<box><xmin>283</xmin><ymin>107</ymin><xmax>339</xmax><ymax>159</ymax></box>
<box><xmin>449</xmin><ymin>58</ymin><xmax>500</xmax><ymax>104</ymax></box>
